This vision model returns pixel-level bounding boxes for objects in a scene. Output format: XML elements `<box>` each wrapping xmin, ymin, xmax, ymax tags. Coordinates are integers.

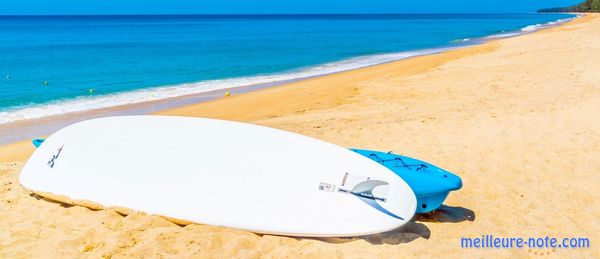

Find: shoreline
<box><xmin>0</xmin><ymin>14</ymin><xmax>577</xmax><ymax>145</ymax></box>
<box><xmin>1</xmin><ymin>13</ymin><xmax>599</xmax><ymax>258</ymax></box>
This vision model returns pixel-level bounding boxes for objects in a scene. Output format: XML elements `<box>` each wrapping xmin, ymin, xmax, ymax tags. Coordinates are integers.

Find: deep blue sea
<box><xmin>0</xmin><ymin>14</ymin><xmax>574</xmax><ymax>123</ymax></box>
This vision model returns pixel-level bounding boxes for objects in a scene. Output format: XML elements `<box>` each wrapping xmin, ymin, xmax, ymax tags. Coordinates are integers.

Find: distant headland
<box><xmin>539</xmin><ymin>0</ymin><xmax>600</xmax><ymax>12</ymax></box>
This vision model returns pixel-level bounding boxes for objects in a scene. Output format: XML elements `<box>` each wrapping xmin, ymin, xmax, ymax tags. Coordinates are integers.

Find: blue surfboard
<box><xmin>32</xmin><ymin>139</ymin><xmax>45</xmax><ymax>148</ymax></box>
<box><xmin>351</xmin><ymin>149</ymin><xmax>462</xmax><ymax>213</ymax></box>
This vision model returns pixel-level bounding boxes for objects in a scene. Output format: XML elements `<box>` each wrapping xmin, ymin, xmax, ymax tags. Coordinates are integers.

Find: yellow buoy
<box><xmin>225</xmin><ymin>92</ymin><xmax>231</xmax><ymax>97</ymax></box>
<box><xmin>43</xmin><ymin>81</ymin><xmax>49</xmax><ymax>85</ymax></box>
<box><xmin>89</xmin><ymin>88</ymin><xmax>95</xmax><ymax>94</ymax></box>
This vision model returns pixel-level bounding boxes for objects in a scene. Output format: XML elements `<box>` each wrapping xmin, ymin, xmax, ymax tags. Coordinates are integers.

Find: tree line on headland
<box><xmin>539</xmin><ymin>0</ymin><xmax>600</xmax><ymax>12</ymax></box>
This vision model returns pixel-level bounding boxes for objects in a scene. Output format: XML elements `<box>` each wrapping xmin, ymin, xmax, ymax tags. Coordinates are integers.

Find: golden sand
<box><xmin>1</xmin><ymin>14</ymin><xmax>599</xmax><ymax>258</ymax></box>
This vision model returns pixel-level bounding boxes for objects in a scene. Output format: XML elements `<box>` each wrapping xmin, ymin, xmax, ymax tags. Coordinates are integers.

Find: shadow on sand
<box><xmin>29</xmin><ymin>192</ymin><xmax>74</xmax><ymax>208</ymax></box>
<box><xmin>312</xmin><ymin>205</ymin><xmax>475</xmax><ymax>245</ymax></box>
<box><xmin>29</xmin><ymin>192</ymin><xmax>475</xmax><ymax>245</ymax></box>
<box><xmin>415</xmin><ymin>205</ymin><xmax>475</xmax><ymax>223</ymax></box>
<box><xmin>312</xmin><ymin>221</ymin><xmax>431</xmax><ymax>245</ymax></box>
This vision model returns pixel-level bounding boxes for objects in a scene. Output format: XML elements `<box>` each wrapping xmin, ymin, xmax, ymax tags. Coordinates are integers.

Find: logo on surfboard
<box><xmin>47</xmin><ymin>145</ymin><xmax>65</xmax><ymax>168</ymax></box>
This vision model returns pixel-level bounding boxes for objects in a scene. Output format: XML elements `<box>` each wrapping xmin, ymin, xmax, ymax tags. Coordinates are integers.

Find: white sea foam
<box><xmin>485</xmin><ymin>32</ymin><xmax>522</xmax><ymax>39</ymax></box>
<box><xmin>0</xmin><ymin>46</ymin><xmax>456</xmax><ymax>124</ymax></box>
<box><xmin>521</xmin><ymin>17</ymin><xmax>573</xmax><ymax>32</ymax></box>
<box><xmin>483</xmin><ymin>16</ymin><xmax>574</xmax><ymax>40</ymax></box>
<box><xmin>521</xmin><ymin>23</ymin><xmax>543</xmax><ymax>32</ymax></box>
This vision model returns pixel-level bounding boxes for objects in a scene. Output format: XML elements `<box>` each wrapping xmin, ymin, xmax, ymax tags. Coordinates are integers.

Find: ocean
<box><xmin>0</xmin><ymin>14</ymin><xmax>575</xmax><ymax>124</ymax></box>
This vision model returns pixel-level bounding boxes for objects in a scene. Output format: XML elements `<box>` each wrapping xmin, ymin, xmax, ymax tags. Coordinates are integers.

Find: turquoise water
<box><xmin>0</xmin><ymin>14</ymin><xmax>574</xmax><ymax>123</ymax></box>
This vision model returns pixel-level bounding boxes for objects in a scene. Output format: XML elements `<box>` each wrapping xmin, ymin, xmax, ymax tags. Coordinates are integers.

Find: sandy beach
<box><xmin>1</xmin><ymin>14</ymin><xmax>599</xmax><ymax>258</ymax></box>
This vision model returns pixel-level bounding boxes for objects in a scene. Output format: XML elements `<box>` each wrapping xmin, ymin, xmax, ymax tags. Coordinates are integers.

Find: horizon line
<box><xmin>0</xmin><ymin>12</ymin><xmax>552</xmax><ymax>16</ymax></box>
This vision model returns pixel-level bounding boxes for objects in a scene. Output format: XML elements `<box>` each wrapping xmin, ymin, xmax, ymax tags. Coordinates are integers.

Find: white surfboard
<box><xmin>20</xmin><ymin>116</ymin><xmax>416</xmax><ymax>237</ymax></box>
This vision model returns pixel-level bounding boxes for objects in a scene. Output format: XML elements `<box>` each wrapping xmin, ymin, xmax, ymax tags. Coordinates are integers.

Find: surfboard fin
<box><xmin>350</xmin><ymin>180</ymin><xmax>388</xmax><ymax>202</ymax></box>
<box><xmin>350</xmin><ymin>180</ymin><xmax>404</xmax><ymax>220</ymax></box>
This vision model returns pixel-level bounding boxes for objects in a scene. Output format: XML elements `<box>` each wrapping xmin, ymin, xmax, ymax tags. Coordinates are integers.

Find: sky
<box><xmin>0</xmin><ymin>0</ymin><xmax>583</xmax><ymax>15</ymax></box>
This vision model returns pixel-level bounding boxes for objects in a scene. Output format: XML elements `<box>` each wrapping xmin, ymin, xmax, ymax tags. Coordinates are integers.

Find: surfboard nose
<box><xmin>438</xmin><ymin>171</ymin><xmax>462</xmax><ymax>191</ymax></box>
<box><xmin>449</xmin><ymin>174</ymin><xmax>463</xmax><ymax>190</ymax></box>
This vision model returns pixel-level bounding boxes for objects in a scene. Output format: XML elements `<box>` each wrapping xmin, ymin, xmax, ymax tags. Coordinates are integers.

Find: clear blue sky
<box><xmin>0</xmin><ymin>0</ymin><xmax>583</xmax><ymax>15</ymax></box>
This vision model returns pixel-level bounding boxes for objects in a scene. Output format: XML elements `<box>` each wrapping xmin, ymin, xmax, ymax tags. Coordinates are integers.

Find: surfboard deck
<box><xmin>351</xmin><ymin>149</ymin><xmax>462</xmax><ymax>213</ymax></box>
<box><xmin>20</xmin><ymin>116</ymin><xmax>416</xmax><ymax>237</ymax></box>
